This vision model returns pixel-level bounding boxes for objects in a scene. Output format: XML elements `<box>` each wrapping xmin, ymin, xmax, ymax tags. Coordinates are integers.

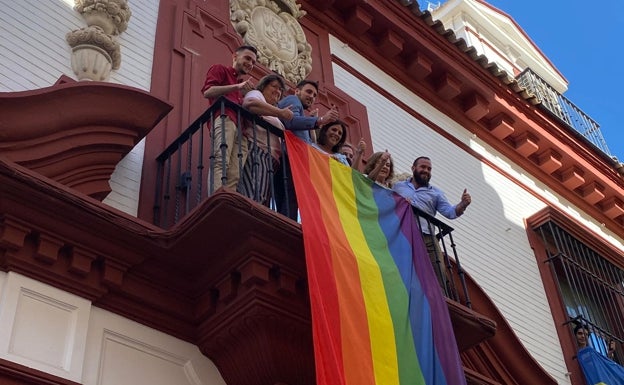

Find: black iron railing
<box><xmin>516</xmin><ymin>68</ymin><xmax>612</xmax><ymax>157</ymax></box>
<box><xmin>153</xmin><ymin>97</ymin><xmax>286</xmax><ymax>228</ymax></box>
<box><xmin>567</xmin><ymin>315</ymin><xmax>623</xmax><ymax>363</ymax></box>
<box><xmin>153</xmin><ymin>98</ymin><xmax>471</xmax><ymax>307</ymax></box>
<box><xmin>535</xmin><ymin>220</ymin><xmax>624</xmax><ymax>362</ymax></box>
<box><xmin>412</xmin><ymin>206</ymin><xmax>472</xmax><ymax>308</ymax></box>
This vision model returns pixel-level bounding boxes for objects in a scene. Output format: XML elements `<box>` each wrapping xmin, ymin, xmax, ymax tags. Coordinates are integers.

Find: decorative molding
<box><xmin>488</xmin><ymin>113</ymin><xmax>514</xmax><ymax>140</ymax></box>
<box><xmin>345</xmin><ymin>6</ymin><xmax>373</xmax><ymax>35</ymax></box>
<box><xmin>230</xmin><ymin>0</ymin><xmax>312</xmax><ymax>83</ymax></box>
<box><xmin>66</xmin><ymin>28</ymin><xmax>119</xmax><ymax>81</ymax></box>
<box><xmin>514</xmin><ymin>132</ymin><xmax>539</xmax><ymax>157</ymax></box>
<box><xmin>0</xmin><ymin>273</ymin><xmax>91</xmax><ymax>383</ymax></box>
<box><xmin>74</xmin><ymin>0</ymin><xmax>132</xmax><ymax>35</ymax></box>
<box><xmin>0</xmin><ymin>163</ymin><xmax>498</xmax><ymax>384</ymax></box>
<box><xmin>537</xmin><ymin>149</ymin><xmax>562</xmax><ymax>174</ymax></box>
<box><xmin>67</xmin><ymin>0</ymin><xmax>132</xmax><ymax>81</ymax></box>
<box><xmin>581</xmin><ymin>182</ymin><xmax>605</xmax><ymax>205</ymax></box>
<box><xmin>463</xmin><ymin>93</ymin><xmax>489</xmax><ymax>122</ymax></box>
<box><xmin>0</xmin><ymin>357</ymin><xmax>81</xmax><ymax>385</ymax></box>
<box><xmin>435</xmin><ymin>72</ymin><xmax>462</xmax><ymax>100</ymax></box>
<box><xmin>95</xmin><ymin>330</ymin><xmax>204</xmax><ymax>385</ymax></box>
<box><xmin>0</xmin><ymin>77</ymin><xmax>172</xmax><ymax>200</ymax></box>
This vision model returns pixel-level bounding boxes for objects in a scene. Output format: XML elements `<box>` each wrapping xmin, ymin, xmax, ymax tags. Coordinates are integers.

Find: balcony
<box><xmin>153</xmin><ymin>97</ymin><xmax>475</xmax><ymax>303</ymax></box>
<box><xmin>151</xmin><ymin>98</ymin><xmax>499</xmax><ymax>379</ymax></box>
<box><xmin>516</xmin><ymin>68</ymin><xmax>612</xmax><ymax>158</ymax></box>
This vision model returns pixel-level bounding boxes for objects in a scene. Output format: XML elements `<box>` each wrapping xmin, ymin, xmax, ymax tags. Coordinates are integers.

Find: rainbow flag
<box><xmin>285</xmin><ymin>132</ymin><xmax>466</xmax><ymax>385</ymax></box>
<box><xmin>578</xmin><ymin>347</ymin><xmax>624</xmax><ymax>385</ymax></box>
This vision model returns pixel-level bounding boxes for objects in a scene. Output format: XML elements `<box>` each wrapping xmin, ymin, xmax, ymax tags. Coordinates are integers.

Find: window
<box><xmin>527</xmin><ymin>208</ymin><xmax>624</xmax><ymax>377</ymax></box>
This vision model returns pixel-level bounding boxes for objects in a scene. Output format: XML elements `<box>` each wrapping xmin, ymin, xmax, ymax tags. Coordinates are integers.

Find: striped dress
<box><xmin>237</xmin><ymin>91</ymin><xmax>284</xmax><ymax>206</ymax></box>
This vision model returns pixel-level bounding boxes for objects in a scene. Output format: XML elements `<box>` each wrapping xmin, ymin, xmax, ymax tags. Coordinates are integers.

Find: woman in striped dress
<box><xmin>237</xmin><ymin>74</ymin><xmax>293</xmax><ymax>206</ymax></box>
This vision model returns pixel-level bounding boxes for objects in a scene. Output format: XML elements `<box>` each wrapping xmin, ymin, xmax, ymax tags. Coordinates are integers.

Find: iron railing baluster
<box><xmin>152</xmin><ymin>97</ymin><xmax>473</xmax><ymax>307</ymax></box>
<box><xmin>534</xmin><ymin>220</ymin><xmax>624</xmax><ymax>359</ymax></box>
<box><xmin>516</xmin><ymin>68</ymin><xmax>611</xmax><ymax>156</ymax></box>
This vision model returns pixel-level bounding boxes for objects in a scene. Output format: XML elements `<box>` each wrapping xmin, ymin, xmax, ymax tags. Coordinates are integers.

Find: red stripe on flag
<box><xmin>286</xmin><ymin>132</ymin><xmax>375</xmax><ymax>385</ymax></box>
<box><xmin>286</xmin><ymin>133</ymin><xmax>346</xmax><ymax>384</ymax></box>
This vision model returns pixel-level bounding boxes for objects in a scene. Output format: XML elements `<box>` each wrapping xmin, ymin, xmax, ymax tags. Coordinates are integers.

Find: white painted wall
<box><xmin>329</xmin><ymin>34</ymin><xmax>623</xmax><ymax>384</ymax></box>
<box><xmin>0</xmin><ymin>0</ymin><xmax>160</xmax><ymax>216</ymax></box>
<box><xmin>0</xmin><ymin>272</ymin><xmax>91</xmax><ymax>382</ymax></box>
<box><xmin>103</xmin><ymin>0</ymin><xmax>160</xmax><ymax>216</ymax></box>
<box><xmin>431</xmin><ymin>0</ymin><xmax>568</xmax><ymax>92</ymax></box>
<box><xmin>82</xmin><ymin>307</ymin><xmax>226</xmax><ymax>385</ymax></box>
<box><xmin>0</xmin><ymin>271</ymin><xmax>226</xmax><ymax>385</ymax></box>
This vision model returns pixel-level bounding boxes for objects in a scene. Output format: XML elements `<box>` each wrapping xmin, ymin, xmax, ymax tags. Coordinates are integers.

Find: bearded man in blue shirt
<box><xmin>393</xmin><ymin>156</ymin><xmax>471</xmax><ymax>290</ymax></box>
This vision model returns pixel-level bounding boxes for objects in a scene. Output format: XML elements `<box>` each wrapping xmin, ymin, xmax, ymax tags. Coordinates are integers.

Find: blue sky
<box><xmin>431</xmin><ymin>1</ymin><xmax>624</xmax><ymax>163</ymax></box>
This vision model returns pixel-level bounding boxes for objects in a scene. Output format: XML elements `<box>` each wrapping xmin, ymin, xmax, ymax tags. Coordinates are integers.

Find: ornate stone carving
<box><xmin>74</xmin><ymin>0</ymin><xmax>132</xmax><ymax>35</ymax></box>
<box><xmin>66</xmin><ymin>0</ymin><xmax>131</xmax><ymax>81</ymax></box>
<box><xmin>66</xmin><ymin>26</ymin><xmax>121</xmax><ymax>81</ymax></box>
<box><xmin>230</xmin><ymin>0</ymin><xmax>312</xmax><ymax>84</ymax></box>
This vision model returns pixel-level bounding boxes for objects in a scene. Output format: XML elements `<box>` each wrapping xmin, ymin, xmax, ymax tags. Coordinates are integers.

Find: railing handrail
<box><xmin>156</xmin><ymin>96</ymin><xmax>285</xmax><ymax>162</ymax></box>
<box><xmin>152</xmin><ymin>99</ymin><xmax>471</xmax><ymax>307</ymax></box>
<box><xmin>154</xmin><ymin>99</ymin><xmax>459</xmax><ymax>226</ymax></box>
<box><xmin>155</xmin><ymin>97</ymin><xmax>459</xmax><ymax>241</ymax></box>
<box><xmin>515</xmin><ymin>68</ymin><xmax>612</xmax><ymax>157</ymax></box>
<box><xmin>409</xmin><ymin>205</ymin><xmax>471</xmax><ymax>308</ymax></box>
<box><xmin>517</xmin><ymin>68</ymin><xmax>600</xmax><ymax>128</ymax></box>
<box><xmin>411</xmin><ymin>205</ymin><xmax>455</xmax><ymax>237</ymax></box>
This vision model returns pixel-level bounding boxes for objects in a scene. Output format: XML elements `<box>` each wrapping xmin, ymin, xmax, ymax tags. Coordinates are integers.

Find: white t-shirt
<box><xmin>243</xmin><ymin>90</ymin><xmax>284</xmax><ymax>160</ymax></box>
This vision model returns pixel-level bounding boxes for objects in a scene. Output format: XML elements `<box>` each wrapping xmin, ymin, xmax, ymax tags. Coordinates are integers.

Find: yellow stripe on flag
<box><xmin>329</xmin><ymin>161</ymin><xmax>400</xmax><ymax>385</ymax></box>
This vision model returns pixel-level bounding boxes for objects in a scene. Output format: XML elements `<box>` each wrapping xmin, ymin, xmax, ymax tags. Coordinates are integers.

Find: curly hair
<box><xmin>364</xmin><ymin>152</ymin><xmax>395</xmax><ymax>184</ymax></box>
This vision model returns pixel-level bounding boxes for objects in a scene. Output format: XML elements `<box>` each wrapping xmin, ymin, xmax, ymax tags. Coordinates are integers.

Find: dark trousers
<box><xmin>273</xmin><ymin>154</ymin><xmax>298</xmax><ymax>220</ymax></box>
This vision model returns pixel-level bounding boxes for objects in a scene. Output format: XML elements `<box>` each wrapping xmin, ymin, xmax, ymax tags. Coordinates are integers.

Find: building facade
<box><xmin>0</xmin><ymin>1</ymin><xmax>622</xmax><ymax>384</ymax></box>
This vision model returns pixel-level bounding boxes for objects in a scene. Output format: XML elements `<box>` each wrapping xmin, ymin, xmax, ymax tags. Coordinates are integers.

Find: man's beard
<box><xmin>413</xmin><ymin>172</ymin><xmax>430</xmax><ymax>186</ymax></box>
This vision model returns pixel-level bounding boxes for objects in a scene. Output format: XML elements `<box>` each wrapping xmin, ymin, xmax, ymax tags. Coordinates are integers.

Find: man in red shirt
<box><xmin>201</xmin><ymin>45</ymin><xmax>257</xmax><ymax>191</ymax></box>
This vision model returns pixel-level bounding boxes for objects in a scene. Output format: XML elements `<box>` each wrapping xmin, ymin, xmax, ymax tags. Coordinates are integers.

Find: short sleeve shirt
<box><xmin>201</xmin><ymin>64</ymin><xmax>242</xmax><ymax>124</ymax></box>
<box><xmin>243</xmin><ymin>90</ymin><xmax>283</xmax><ymax>160</ymax></box>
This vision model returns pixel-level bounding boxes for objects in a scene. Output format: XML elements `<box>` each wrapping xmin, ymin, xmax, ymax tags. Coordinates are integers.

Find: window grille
<box><xmin>534</xmin><ymin>220</ymin><xmax>624</xmax><ymax>363</ymax></box>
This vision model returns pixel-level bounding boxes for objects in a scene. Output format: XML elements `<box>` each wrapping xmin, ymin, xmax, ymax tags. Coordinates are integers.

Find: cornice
<box><xmin>0</xmin><ymin>358</ymin><xmax>80</xmax><ymax>385</ymax></box>
<box><xmin>299</xmin><ymin>0</ymin><xmax>624</xmax><ymax>235</ymax></box>
<box><xmin>0</xmin><ymin>76</ymin><xmax>172</xmax><ymax>200</ymax></box>
<box><xmin>439</xmin><ymin>0</ymin><xmax>567</xmax><ymax>88</ymax></box>
<box><xmin>0</xmin><ymin>158</ymin><xmax>311</xmax><ymax>384</ymax></box>
<box><xmin>527</xmin><ymin>206</ymin><xmax>624</xmax><ymax>267</ymax></box>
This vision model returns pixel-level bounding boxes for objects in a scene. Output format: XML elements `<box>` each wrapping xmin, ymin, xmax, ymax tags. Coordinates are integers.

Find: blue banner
<box><xmin>578</xmin><ymin>347</ymin><xmax>624</xmax><ymax>385</ymax></box>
